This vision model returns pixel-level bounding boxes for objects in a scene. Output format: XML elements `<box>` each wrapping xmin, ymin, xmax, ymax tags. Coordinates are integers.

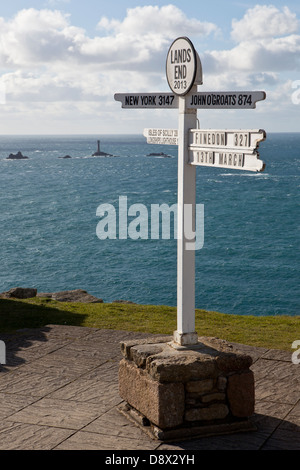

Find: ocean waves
<box><xmin>0</xmin><ymin>134</ymin><xmax>299</xmax><ymax>316</ymax></box>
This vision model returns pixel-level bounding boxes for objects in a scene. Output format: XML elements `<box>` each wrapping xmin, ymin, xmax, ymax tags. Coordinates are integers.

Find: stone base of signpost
<box><xmin>118</xmin><ymin>335</ymin><xmax>256</xmax><ymax>441</ymax></box>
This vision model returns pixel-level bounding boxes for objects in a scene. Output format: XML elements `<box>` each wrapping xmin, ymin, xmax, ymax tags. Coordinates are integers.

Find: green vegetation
<box><xmin>0</xmin><ymin>297</ymin><xmax>299</xmax><ymax>351</ymax></box>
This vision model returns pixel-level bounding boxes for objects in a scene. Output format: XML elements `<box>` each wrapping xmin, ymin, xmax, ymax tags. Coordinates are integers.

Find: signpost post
<box><xmin>114</xmin><ymin>36</ymin><xmax>266</xmax><ymax>346</ymax></box>
<box><xmin>165</xmin><ymin>38</ymin><xmax>202</xmax><ymax>345</ymax></box>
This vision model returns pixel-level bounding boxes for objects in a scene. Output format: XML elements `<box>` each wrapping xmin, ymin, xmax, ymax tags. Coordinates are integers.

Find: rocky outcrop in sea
<box><xmin>147</xmin><ymin>152</ymin><xmax>171</xmax><ymax>158</ymax></box>
<box><xmin>7</xmin><ymin>151</ymin><xmax>28</xmax><ymax>160</ymax></box>
<box><xmin>92</xmin><ymin>140</ymin><xmax>113</xmax><ymax>157</ymax></box>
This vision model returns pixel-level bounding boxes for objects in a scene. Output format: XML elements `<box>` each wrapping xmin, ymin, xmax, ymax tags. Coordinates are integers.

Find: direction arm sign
<box><xmin>189</xmin><ymin>149</ymin><xmax>265</xmax><ymax>172</ymax></box>
<box><xmin>114</xmin><ymin>93</ymin><xmax>178</xmax><ymax>109</ymax></box>
<box><xmin>115</xmin><ymin>91</ymin><xmax>266</xmax><ymax>109</ymax></box>
<box><xmin>143</xmin><ymin>128</ymin><xmax>178</xmax><ymax>145</ymax></box>
<box><xmin>188</xmin><ymin>91</ymin><xmax>266</xmax><ymax>109</ymax></box>
<box><xmin>189</xmin><ymin>129</ymin><xmax>266</xmax><ymax>150</ymax></box>
<box><xmin>188</xmin><ymin>128</ymin><xmax>266</xmax><ymax>172</ymax></box>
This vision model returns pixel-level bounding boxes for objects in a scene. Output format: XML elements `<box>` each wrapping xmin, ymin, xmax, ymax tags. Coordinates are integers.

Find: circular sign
<box><xmin>166</xmin><ymin>37</ymin><xmax>197</xmax><ymax>96</ymax></box>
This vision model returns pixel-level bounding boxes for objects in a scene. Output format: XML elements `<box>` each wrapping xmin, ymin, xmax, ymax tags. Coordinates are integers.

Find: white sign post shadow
<box><xmin>115</xmin><ymin>36</ymin><xmax>266</xmax><ymax>347</ymax></box>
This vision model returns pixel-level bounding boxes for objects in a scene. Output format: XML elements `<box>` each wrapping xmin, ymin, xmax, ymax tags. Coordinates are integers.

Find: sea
<box><xmin>0</xmin><ymin>133</ymin><xmax>299</xmax><ymax>317</ymax></box>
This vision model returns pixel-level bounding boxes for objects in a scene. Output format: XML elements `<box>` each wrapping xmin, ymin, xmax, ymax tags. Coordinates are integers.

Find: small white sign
<box><xmin>189</xmin><ymin>148</ymin><xmax>265</xmax><ymax>172</ymax></box>
<box><xmin>166</xmin><ymin>37</ymin><xmax>197</xmax><ymax>96</ymax></box>
<box><xmin>114</xmin><ymin>93</ymin><xmax>178</xmax><ymax>108</ymax></box>
<box><xmin>143</xmin><ymin>128</ymin><xmax>178</xmax><ymax>145</ymax></box>
<box><xmin>188</xmin><ymin>91</ymin><xmax>266</xmax><ymax>109</ymax></box>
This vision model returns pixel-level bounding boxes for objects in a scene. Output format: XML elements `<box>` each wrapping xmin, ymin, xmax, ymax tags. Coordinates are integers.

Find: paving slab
<box><xmin>0</xmin><ymin>421</ymin><xmax>74</xmax><ymax>450</ymax></box>
<box><xmin>0</xmin><ymin>325</ymin><xmax>299</xmax><ymax>450</ymax></box>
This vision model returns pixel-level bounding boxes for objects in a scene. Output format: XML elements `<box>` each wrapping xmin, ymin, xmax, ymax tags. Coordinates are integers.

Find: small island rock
<box><xmin>147</xmin><ymin>152</ymin><xmax>171</xmax><ymax>158</ymax></box>
<box><xmin>7</xmin><ymin>151</ymin><xmax>28</xmax><ymax>160</ymax></box>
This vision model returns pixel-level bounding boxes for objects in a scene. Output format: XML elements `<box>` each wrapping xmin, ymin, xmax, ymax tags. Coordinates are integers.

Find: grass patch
<box><xmin>0</xmin><ymin>297</ymin><xmax>299</xmax><ymax>351</ymax></box>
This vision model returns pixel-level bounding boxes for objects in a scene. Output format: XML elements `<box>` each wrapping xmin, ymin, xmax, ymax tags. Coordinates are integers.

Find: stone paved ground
<box><xmin>0</xmin><ymin>325</ymin><xmax>299</xmax><ymax>450</ymax></box>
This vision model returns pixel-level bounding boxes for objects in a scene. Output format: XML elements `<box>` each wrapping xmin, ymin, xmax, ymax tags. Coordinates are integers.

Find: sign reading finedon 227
<box><xmin>114</xmin><ymin>37</ymin><xmax>267</xmax><ymax>346</ymax></box>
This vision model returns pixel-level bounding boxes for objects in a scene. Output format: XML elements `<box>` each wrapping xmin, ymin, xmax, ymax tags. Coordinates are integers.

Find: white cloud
<box><xmin>205</xmin><ymin>33</ymin><xmax>300</xmax><ymax>75</ymax></box>
<box><xmin>98</xmin><ymin>5</ymin><xmax>218</xmax><ymax>38</ymax></box>
<box><xmin>231</xmin><ymin>5</ymin><xmax>299</xmax><ymax>42</ymax></box>
<box><xmin>0</xmin><ymin>4</ymin><xmax>299</xmax><ymax>133</ymax></box>
<box><xmin>0</xmin><ymin>9</ymin><xmax>84</xmax><ymax>67</ymax></box>
<box><xmin>0</xmin><ymin>5</ymin><xmax>219</xmax><ymax>107</ymax></box>
<box><xmin>0</xmin><ymin>5</ymin><xmax>217</xmax><ymax>70</ymax></box>
<box><xmin>203</xmin><ymin>5</ymin><xmax>300</xmax><ymax>78</ymax></box>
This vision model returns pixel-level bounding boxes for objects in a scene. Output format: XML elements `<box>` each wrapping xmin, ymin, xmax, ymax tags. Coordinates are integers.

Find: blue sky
<box><xmin>0</xmin><ymin>1</ymin><xmax>299</xmax><ymax>133</ymax></box>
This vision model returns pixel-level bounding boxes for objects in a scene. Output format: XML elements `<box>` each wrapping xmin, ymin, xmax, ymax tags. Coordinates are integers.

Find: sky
<box><xmin>0</xmin><ymin>0</ymin><xmax>300</xmax><ymax>134</ymax></box>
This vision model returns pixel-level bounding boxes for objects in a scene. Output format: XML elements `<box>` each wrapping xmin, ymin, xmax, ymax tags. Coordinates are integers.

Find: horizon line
<box><xmin>1</xmin><ymin>131</ymin><xmax>300</xmax><ymax>137</ymax></box>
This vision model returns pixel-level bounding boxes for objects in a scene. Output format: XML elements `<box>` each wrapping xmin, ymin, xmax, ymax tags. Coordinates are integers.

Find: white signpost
<box><xmin>115</xmin><ymin>36</ymin><xmax>266</xmax><ymax>346</ymax></box>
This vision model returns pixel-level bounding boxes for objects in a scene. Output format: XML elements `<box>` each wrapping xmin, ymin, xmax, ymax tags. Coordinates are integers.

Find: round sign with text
<box><xmin>166</xmin><ymin>37</ymin><xmax>197</xmax><ymax>96</ymax></box>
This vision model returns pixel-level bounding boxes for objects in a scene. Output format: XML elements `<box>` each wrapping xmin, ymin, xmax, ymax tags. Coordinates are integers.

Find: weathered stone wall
<box><xmin>119</xmin><ymin>336</ymin><xmax>255</xmax><ymax>435</ymax></box>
